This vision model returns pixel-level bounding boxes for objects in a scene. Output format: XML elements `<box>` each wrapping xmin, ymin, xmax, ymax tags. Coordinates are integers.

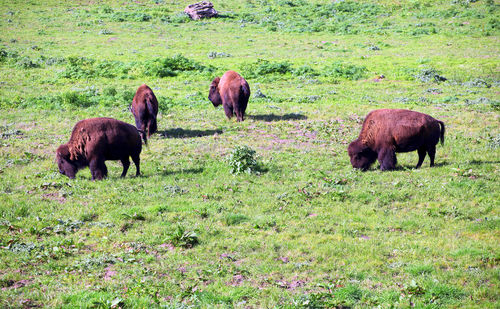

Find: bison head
<box><xmin>208</xmin><ymin>77</ymin><xmax>222</xmax><ymax>107</ymax></box>
<box><xmin>348</xmin><ymin>140</ymin><xmax>377</xmax><ymax>171</ymax></box>
<box><xmin>56</xmin><ymin>144</ymin><xmax>80</xmax><ymax>179</ymax></box>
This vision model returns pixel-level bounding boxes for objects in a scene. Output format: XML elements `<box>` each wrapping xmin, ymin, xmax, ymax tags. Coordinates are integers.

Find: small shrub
<box><xmin>143</xmin><ymin>55</ymin><xmax>210</xmax><ymax>77</ymax></box>
<box><xmin>226</xmin><ymin>145</ymin><xmax>258</xmax><ymax>175</ymax></box>
<box><xmin>463</xmin><ymin>78</ymin><xmax>491</xmax><ymax>88</ymax></box>
<box><xmin>59</xmin><ymin>56</ymin><xmax>96</xmax><ymax>79</ymax></box>
<box><xmin>241</xmin><ymin>59</ymin><xmax>293</xmax><ymax>78</ymax></box>
<box><xmin>61</xmin><ymin>91</ymin><xmax>92</xmax><ymax>108</ymax></box>
<box><xmin>44</xmin><ymin>56</ymin><xmax>66</xmax><ymax>66</ymax></box>
<box><xmin>102</xmin><ymin>86</ymin><xmax>117</xmax><ymax>97</ymax></box>
<box><xmin>121</xmin><ymin>89</ymin><xmax>135</xmax><ymax>104</ymax></box>
<box><xmin>322</xmin><ymin>62</ymin><xmax>367</xmax><ymax>80</ymax></box>
<box><xmin>0</xmin><ymin>48</ymin><xmax>18</xmax><ymax>62</ymax></box>
<box><xmin>98</xmin><ymin>29</ymin><xmax>113</xmax><ymax>35</ymax></box>
<box><xmin>169</xmin><ymin>225</ymin><xmax>198</xmax><ymax>248</ymax></box>
<box><xmin>488</xmin><ymin>134</ymin><xmax>500</xmax><ymax>149</ymax></box>
<box><xmin>293</xmin><ymin>65</ymin><xmax>318</xmax><ymax>76</ymax></box>
<box><xmin>415</xmin><ymin>67</ymin><xmax>447</xmax><ymax>83</ymax></box>
<box><xmin>15</xmin><ymin>57</ymin><xmax>40</xmax><ymax>69</ymax></box>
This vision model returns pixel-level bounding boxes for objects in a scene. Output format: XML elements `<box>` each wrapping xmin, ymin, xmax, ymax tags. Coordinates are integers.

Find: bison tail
<box><xmin>239</xmin><ymin>81</ymin><xmax>250</xmax><ymax>114</ymax></box>
<box><xmin>146</xmin><ymin>100</ymin><xmax>157</xmax><ymax>120</ymax></box>
<box><xmin>146</xmin><ymin>98</ymin><xmax>158</xmax><ymax>136</ymax></box>
<box><xmin>438</xmin><ymin>120</ymin><xmax>445</xmax><ymax>145</ymax></box>
<box><xmin>240</xmin><ymin>82</ymin><xmax>250</xmax><ymax>102</ymax></box>
<box><xmin>137</xmin><ymin>129</ymin><xmax>148</xmax><ymax>146</ymax></box>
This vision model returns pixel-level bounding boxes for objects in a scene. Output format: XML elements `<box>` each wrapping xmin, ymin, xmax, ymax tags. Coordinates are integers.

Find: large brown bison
<box><xmin>130</xmin><ymin>84</ymin><xmax>158</xmax><ymax>143</ymax></box>
<box><xmin>208</xmin><ymin>70</ymin><xmax>250</xmax><ymax>122</ymax></box>
<box><xmin>56</xmin><ymin>118</ymin><xmax>142</xmax><ymax>180</ymax></box>
<box><xmin>348</xmin><ymin>109</ymin><xmax>445</xmax><ymax>171</ymax></box>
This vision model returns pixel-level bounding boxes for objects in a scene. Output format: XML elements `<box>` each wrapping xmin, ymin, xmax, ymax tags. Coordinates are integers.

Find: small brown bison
<box><xmin>208</xmin><ymin>70</ymin><xmax>250</xmax><ymax>122</ymax></box>
<box><xmin>56</xmin><ymin>118</ymin><xmax>142</xmax><ymax>180</ymax></box>
<box><xmin>130</xmin><ymin>84</ymin><xmax>158</xmax><ymax>143</ymax></box>
<box><xmin>348</xmin><ymin>109</ymin><xmax>445</xmax><ymax>171</ymax></box>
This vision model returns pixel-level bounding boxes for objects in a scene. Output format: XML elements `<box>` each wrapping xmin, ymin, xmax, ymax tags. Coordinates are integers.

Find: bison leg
<box><xmin>416</xmin><ymin>147</ymin><xmax>427</xmax><ymax>169</ymax></box>
<box><xmin>131</xmin><ymin>153</ymin><xmax>141</xmax><ymax>177</ymax></box>
<box><xmin>235</xmin><ymin>109</ymin><xmax>244</xmax><ymax>122</ymax></box>
<box><xmin>120</xmin><ymin>157</ymin><xmax>130</xmax><ymax>178</ymax></box>
<box><xmin>428</xmin><ymin>145</ymin><xmax>436</xmax><ymax>167</ymax></box>
<box><xmin>378</xmin><ymin>148</ymin><xmax>397</xmax><ymax>171</ymax></box>
<box><xmin>223</xmin><ymin>103</ymin><xmax>234</xmax><ymax>119</ymax></box>
<box><xmin>90</xmin><ymin>159</ymin><xmax>107</xmax><ymax>180</ymax></box>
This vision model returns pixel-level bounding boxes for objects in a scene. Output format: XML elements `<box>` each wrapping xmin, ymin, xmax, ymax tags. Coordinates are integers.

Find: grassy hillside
<box><xmin>0</xmin><ymin>0</ymin><xmax>499</xmax><ymax>307</ymax></box>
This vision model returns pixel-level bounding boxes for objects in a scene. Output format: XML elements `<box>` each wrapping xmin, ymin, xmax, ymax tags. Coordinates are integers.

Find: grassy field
<box><xmin>0</xmin><ymin>0</ymin><xmax>499</xmax><ymax>307</ymax></box>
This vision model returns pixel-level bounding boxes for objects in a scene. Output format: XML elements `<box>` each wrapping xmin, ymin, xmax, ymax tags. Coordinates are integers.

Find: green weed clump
<box><xmin>143</xmin><ymin>54</ymin><xmax>212</xmax><ymax>78</ymax></box>
<box><xmin>110</xmin><ymin>11</ymin><xmax>152</xmax><ymax>22</ymax></box>
<box><xmin>225</xmin><ymin>145</ymin><xmax>258</xmax><ymax>175</ymax></box>
<box><xmin>58</xmin><ymin>55</ymin><xmax>210</xmax><ymax>80</ymax></box>
<box><xmin>415</xmin><ymin>67</ymin><xmax>447</xmax><ymax>83</ymax></box>
<box><xmin>241</xmin><ymin>59</ymin><xmax>293</xmax><ymax>78</ymax></box>
<box><xmin>0</xmin><ymin>47</ymin><xmax>18</xmax><ymax>63</ymax></box>
<box><xmin>15</xmin><ymin>57</ymin><xmax>40</xmax><ymax>69</ymax></box>
<box><xmin>239</xmin><ymin>0</ymin><xmax>381</xmax><ymax>34</ymax></box>
<box><xmin>169</xmin><ymin>225</ymin><xmax>199</xmax><ymax>248</ymax></box>
<box><xmin>322</xmin><ymin>61</ymin><xmax>367</xmax><ymax>80</ymax></box>
<box><xmin>19</xmin><ymin>86</ymin><xmax>135</xmax><ymax>109</ymax></box>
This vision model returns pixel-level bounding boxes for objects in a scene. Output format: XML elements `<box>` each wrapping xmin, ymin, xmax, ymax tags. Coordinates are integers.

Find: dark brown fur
<box><xmin>208</xmin><ymin>70</ymin><xmax>250</xmax><ymax>122</ymax></box>
<box><xmin>56</xmin><ymin>118</ymin><xmax>142</xmax><ymax>180</ymax></box>
<box><xmin>130</xmin><ymin>84</ymin><xmax>158</xmax><ymax>143</ymax></box>
<box><xmin>348</xmin><ymin>109</ymin><xmax>445</xmax><ymax>171</ymax></box>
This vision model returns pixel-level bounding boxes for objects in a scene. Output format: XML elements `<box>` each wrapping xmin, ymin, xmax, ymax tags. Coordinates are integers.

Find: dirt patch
<box><xmin>42</xmin><ymin>192</ymin><xmax>66</xmax><ymax>204</ymax></box>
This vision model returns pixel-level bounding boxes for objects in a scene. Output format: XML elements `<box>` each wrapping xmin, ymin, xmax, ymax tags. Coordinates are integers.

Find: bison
<box><xmin>208</xmin><ymin>70</ymin><xmax>250</xmax><ymax>122</ymax></box>
<box><xmin>130</xmin><ymin>84</ymin><xmax>158</xmax><ymax>143</ymax></box>
<box><xmin>56</xmin><ymin>118</ymin><xmax>142</xmax><ymax>180</ymax></box>
<box><xmin>348</xmin><ymin>109</ymin><xmax>445</xmax><ymax>171</ymax></box>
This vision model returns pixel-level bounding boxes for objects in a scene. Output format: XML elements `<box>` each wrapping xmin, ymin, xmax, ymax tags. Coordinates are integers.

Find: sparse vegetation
<box><xmin>0</xmin><ymin>0</ymin><xmax>498</xmax><ymax>307</ymax></box>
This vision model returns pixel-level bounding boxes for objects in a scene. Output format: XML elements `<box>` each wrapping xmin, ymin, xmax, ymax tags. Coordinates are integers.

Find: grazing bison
<box><xmin>348</xmin><ymin>109</ymin><xmax>445</xmax><ymax>171</ymax></box>
<box><xmin>130</xmin><ymin>84</ymin><xmax>158</xmax><ymax>144</ymax></box>
<box><xmin>56</xmin><ymin>118</ymin><xmax>142</xmax><ymax>180</ymax></box>
<box><xmin>208</xmin><ymin>70</ymin><xmax>250</xmax><ymax>122</ymax></box>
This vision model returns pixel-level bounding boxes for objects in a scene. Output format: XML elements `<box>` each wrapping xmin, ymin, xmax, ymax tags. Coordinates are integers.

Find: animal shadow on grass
<box><xmin>216</xmin><ymin>14</ymin><xmax>236</xmax><ymax>20</ymax></box>
<box><xmin>386</xmin><ymin>161</ymin><xmax>450</xmax><ymax>171</ymax></box>
<box><xmin>248</xmin><ymin>113</ymin><xmax>308</xmax><ymax>122</ymax></box>
<box><xmin>162</xmin><ymin>167</ymin><xmax>204</xmax><ymax>176</ymax></box>
<box><xmin>468</xmin><ymin>159</ymin><xmax>500</xmax><ymax>165</ymax></box>
<box><xmin>159</xmin><ymin>128</ymin><xmax>222</xmax><ymax>138</ymax></box>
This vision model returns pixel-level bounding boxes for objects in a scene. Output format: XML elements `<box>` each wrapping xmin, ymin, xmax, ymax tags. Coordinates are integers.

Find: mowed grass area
<box><xmin>0</xmin><ymin>0</ymin><xmax>499</xmax><ymax>307</ymax></box>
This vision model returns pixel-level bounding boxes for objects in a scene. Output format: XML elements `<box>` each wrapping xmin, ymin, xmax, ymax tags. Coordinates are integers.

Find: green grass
<box><xmin>0</xmin><ymin>0</ymin><xmax>499</xmax><ymax>307</ymax></box>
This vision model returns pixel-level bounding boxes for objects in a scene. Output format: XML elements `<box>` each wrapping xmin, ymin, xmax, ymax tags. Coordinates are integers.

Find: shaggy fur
<box><xmin>348</xmin><ymin>109</ymin><xmax>445</xmax><ymax>171</ymax></box>
<box><xmin>208</xmin><ymin>70</ymin><xmax>250</xmax><ymax>122</ymax></box>
<box><xmin>56</xmin><ymin>118</ymin><xmax>142</xmax><ymax>180</ymax></box>
<box><xmin>130</xmin><ymin>84</ymin><xmax>158</xmax><ymax>143</ymax></box>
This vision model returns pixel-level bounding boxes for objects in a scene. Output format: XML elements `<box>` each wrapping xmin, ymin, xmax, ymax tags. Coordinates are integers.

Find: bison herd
<box><xmin>56</xmin><ymin>70</ymin><xmax>446</xmax><ymax>180</ymax></box>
